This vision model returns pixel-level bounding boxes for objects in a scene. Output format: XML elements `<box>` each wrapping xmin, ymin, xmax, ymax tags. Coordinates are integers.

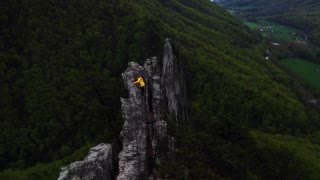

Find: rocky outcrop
<box><xmin>58</xmin><ymin>143</ymin><xmax>113</xmax><ymax>180</ymax></box>
<box><xmin>162</xmin><ymin>38</ymin><xmax>188</xmax><ymax>123</ymax></box>
<box><xmin>57</xmin><ymin>39</ymin><xmax>187</xmax><ymax>180</ymax></box>
<box><xmin>118</xmin><ymin>61</ymin><xmax>149</xmax><ymax>180</ymax></box>
<box><xmin>117</xmin><ymin>39</ymin><xmax>187</xmax><ymax>179</ymax></box>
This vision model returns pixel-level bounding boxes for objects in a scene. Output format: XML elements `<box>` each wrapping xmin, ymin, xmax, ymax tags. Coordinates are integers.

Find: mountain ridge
<box><xmin>1</xmin><ymin>0</ymin><xmax>320</xmax><ymax>179</ymax></box>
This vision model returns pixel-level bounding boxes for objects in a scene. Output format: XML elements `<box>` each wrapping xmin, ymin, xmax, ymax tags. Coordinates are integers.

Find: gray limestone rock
<box><xmin>162</xmin><ymin>38</ymin><xmax>188</xmax><ymax>122</ymax></box>
<box><xmin>58</xmin><ymin>143</ymin><xmax>113</xmax><ymax>180</ymax></box>
<box><xmin>118</xmin><ymin>39</ymin><xmax>187</xmax><ymax>180</ymax></box>
<box><xmin>118</xmin><ymin>62</ymin><xmax>148</xmax><ymax>180</ymax></box>
<box><xmin>57</xmin><ymin>39</ymin><xmax>187</xmax><ymax>180</ymax></box>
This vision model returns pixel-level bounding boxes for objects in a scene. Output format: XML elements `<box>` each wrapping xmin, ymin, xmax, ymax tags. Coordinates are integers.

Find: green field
<box><xmin>227</xmin><ymin>9</ymin><xmax>236</xmax><ymax>14</ymax></box>
<box><xmin>281</xmin><ymin>58</ymin><xmax>320</xmax><ymax>89</ymax></box>
<box><xmin>244</xmin><ymin>21</ymin><xmax>260</xmax><ymax>29</ymax></box>
<box><xmin>243</xmin><ymin>20</ymin><xmax>305</xmax><ymax>41</ymax></box>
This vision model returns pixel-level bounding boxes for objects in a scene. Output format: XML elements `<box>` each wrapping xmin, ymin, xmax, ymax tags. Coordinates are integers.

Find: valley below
<box><xmin>2</xmin><ymin>0</ymin><xmax>320</xmax><ymax>179</ymax></box>
<box><xmin>223</xmin><ymin>5</ymin><xmax>320</xmax><ymax>91</ymax></box>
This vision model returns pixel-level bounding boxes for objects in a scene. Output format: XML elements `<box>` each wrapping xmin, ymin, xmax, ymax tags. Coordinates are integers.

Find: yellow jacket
<box><xmin>134</xmin><ymin>77</ymin><xmax>145</xmax><ymax>87</ymax></box>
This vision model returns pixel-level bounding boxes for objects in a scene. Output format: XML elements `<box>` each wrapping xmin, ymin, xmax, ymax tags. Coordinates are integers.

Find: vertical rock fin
<box><xmin>118</xmin><ymin>39</ymin><xmax>188</xmax><ymax>179</ymax></box>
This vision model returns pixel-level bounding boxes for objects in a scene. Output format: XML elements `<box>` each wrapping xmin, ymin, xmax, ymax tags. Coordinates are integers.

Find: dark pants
<box><xmin>140</xmin><ymin>87</ymin><xmax>144</xmax><ymax>95</ymax></box>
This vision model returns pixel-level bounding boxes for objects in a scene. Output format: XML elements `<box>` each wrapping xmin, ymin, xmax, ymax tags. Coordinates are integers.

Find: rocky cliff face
<box><xmin>57</xmin><ymin>39</ymin><xmax>187</xmax><ymax>180</ymax></box>
<box><xmin>117</xmin><ymin>61</ymin><xmax>149</xmax><ymax>180</ymax></box>
<box><xmin>117</xmin><ymin>39</ymin><xmax>187</xmax><ymax>179</ymax></box>
<box><xmin>58</xmin><ymin>143</ymin><xmax>113</xmax><ymax>180</ymax></box>
<box><xmin>162</xmin><ymin>38</ymin><xmax>188</xmax><ymax>123</ymax></box>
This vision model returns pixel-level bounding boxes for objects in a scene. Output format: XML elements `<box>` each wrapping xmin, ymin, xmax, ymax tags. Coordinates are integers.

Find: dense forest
<box><xmin>1</xmin><ymin>0</ymin><xmax>320</xmax><ymax>179</ymax></box>
<box><xmin>221</xmin><ymin>0</ymin><xmax>320</xmax><ymax>46</ymax></box>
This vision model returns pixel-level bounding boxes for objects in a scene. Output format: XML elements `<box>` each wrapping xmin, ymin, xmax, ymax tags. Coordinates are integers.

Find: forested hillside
<box><xmin>221</xmin><ymin>0</ymin><xmax>320</xmax><ymax>45</ymax></box>
<box><xmin>1</xmin><ymin>0</ymin><xmax>320</xmax><ymax>179</ymax></box>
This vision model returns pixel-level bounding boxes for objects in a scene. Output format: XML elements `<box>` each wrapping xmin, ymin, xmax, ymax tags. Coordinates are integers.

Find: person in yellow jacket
<box><xmin>133</xmin><ymin>76</ymin><xmax>145</xmax><ymax>95</ymax></box>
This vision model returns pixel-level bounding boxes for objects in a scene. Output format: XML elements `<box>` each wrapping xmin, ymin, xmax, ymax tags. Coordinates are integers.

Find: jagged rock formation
<box><xmin>162</xmin><ymin>38</ymin><xmax>188</xmax><ymax>123</ymax></box>
<box><xmin>117</xmin><ymin>39</ymin><xmax>187</xmax><ymax>179</ymax></box>
<box><xmin>58</xmin><ymin>143</ymin><xmax>113</xmax><ymax>180</ymax></box>
<box><xmin>118</xmin><ymin>61</ymin><xmax>149</xmax><ymax>180</ymax></box>
<box><xmin>57</xmin><ymin>39</ymin><xmax>187</xmax><ymax>180</ymax></box>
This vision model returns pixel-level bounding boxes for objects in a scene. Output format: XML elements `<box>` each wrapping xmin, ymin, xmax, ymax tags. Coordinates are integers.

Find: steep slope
<box><xmin>1</xmin><ymin>0</ymin><xmax>320</xmax><ymax>179</ymax></box>
<box><xmin>221</xmin><ymin>0</ymin><xmax>320</xmax><ymax>45</ymax></box>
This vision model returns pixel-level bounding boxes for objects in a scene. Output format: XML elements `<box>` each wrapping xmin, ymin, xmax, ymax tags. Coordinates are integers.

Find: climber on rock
<box><xmin>133</xmin><ymin>76</ymin><xmax>145</xmax><ymax>95</ymax></box>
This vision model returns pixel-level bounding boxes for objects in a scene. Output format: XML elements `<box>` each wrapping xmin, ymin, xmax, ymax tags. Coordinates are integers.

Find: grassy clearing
<box><xmin>227</xmin><ymin>9</ymin><xmax>236</xmax><ymax>14</ymax></box>
<box><xmin>244</xmin><ymin>20</ymin><xmax>260</xmax><ymax>29</ymax></box>
<box><xmin>244</xmin><ymin>20</ymin><xmax>304</xmax><ymax>41</ymax></box>
<box><xmin>281</xmin><ymin>58</ymin><xmax>320</xmax><ymax>89</ymax></box>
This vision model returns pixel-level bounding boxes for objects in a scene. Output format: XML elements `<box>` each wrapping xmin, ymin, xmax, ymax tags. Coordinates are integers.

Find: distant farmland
<box><xmin>243</xmin><ymin>20</ymin><xmax>305</xmax><ymax>41</ymax></box>
<box><xmin>281</xmin><ymin>58</ymin><xmax>320</xmax><ymax>89</ymax></box>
